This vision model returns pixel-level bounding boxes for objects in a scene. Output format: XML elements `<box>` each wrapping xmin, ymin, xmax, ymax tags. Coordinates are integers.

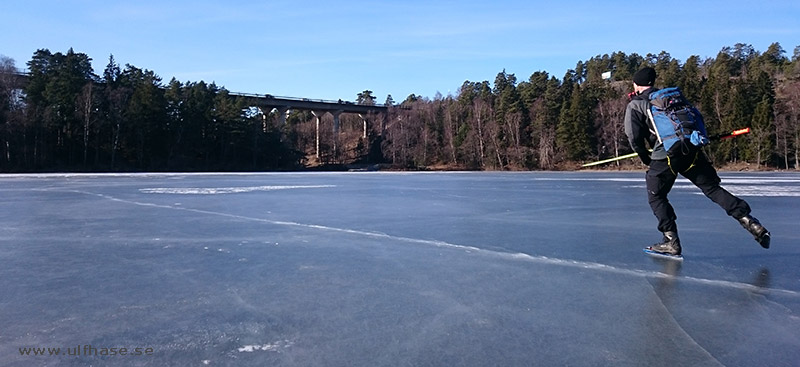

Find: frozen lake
<box><xmin>1</xmin><ymin>171</ymin><xmax>799</xmax><ymax>366</ymax></box>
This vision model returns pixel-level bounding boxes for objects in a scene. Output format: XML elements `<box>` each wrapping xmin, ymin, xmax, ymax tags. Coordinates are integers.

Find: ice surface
<box><xmin>1</xmin><ymin>171</ymin><xmax>799</xmax><ymax>366</ymax></box>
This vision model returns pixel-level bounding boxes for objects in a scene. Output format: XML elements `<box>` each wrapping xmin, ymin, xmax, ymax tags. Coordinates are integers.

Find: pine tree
<box><xmin>680</xmin><ymin>56</ymin><xmax>704</xmax><ymax>103</ymax></box>
<box><xmin>653</xmin><ymin>51</ymin><xmax>681</xmax><ymax>87</ymax></box>
<box><xmin>23</xmin><ymin>48</ymin><xmax>95</xmax><ymax>168</ymax></box>
<box><xmin>557</xmin><ymin>83</ymin><xmax>592</xmax><ymax>161</ymax></box>
<box><xmin>751</xmin><ymin>96</ymin><xmax>774</xmax><ymax>167</ymax></box>
<box><xmin>357</xmin><ymin>90</ymin><xmax>376</xmax><ymax>106</ymax></box>
<box><xmin>113</xmin><ymin>65</ymin><xmax>164</xmax><ymax>168</ymax></box>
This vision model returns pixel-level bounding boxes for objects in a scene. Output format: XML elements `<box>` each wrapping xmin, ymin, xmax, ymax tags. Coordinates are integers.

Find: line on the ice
<box><xmin>69</xmin><ymin>188</ymin><xmax>800</xmax><ymax>298</ymax></box>
<box><xmin>641</xmin><ymin>278</ymin><xmax>724</xmax><ymax>365</ymax></box>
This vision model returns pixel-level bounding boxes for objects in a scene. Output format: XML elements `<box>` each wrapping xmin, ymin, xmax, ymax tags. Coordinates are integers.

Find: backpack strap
<box><xmin>646</xmin><ymin>107</ymin><xmax>663</xmax><ymax>146</ymax></box>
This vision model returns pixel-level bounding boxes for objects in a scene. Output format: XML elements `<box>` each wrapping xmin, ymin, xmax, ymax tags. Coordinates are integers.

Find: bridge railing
<box><xmin>229</xmin><ymin>91</ymin><xmax>386</xmax><ymax>108</ymax></box>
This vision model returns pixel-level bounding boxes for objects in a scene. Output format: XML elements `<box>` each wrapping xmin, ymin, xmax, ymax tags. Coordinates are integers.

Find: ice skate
<box><xmin>738</xmin><ymin>215</ymin><xmax>770</xmax><ymax>249</ymax></box>
<box><xmin>644</xmin><ymin>231</ymin><xmax>683</xmax><ymax>260</ymax></box>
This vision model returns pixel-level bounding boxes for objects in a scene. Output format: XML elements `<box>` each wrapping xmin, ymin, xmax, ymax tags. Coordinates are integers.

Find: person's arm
<box><xmin>624</xmin><ymin>102</ymin><xmax>652</xmax><ymax>165</ymax></box>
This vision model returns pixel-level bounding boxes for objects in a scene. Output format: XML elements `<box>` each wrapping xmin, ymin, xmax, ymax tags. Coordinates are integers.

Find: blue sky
<box><xmin>3</xmin><ymin>1</ymin><xmax>799</xmax><ymax>102</ymax></box>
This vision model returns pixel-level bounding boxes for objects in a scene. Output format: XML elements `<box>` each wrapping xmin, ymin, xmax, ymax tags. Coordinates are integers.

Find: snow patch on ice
<box><xmin>237</xmin><ymin>339</ymin><xmax>293</xmax><ymax>353</ymax></box>
<box><xmin>671</xmin><ymin>184</ymin><xmax>800</xmax><ymax>197</ymax></box>
<box><xmin>534</xmin><ymin>176</ymin><xmax>800</xmax><ymax>185</ymax></box>
<box><xmin>140</xmin><ymin>185</ymin><xmax>335</xmax><ymax>195</ymax></box>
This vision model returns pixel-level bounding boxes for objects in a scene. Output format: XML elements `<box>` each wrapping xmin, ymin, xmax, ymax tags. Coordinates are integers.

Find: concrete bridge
<box><xmin>232</xmin><ymin>92</ymin><xmax>388</xmax><ymax>158</ymax></box>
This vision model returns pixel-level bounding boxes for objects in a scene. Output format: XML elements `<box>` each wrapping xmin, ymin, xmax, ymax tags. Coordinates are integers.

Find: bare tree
<box><xmin>529</xmin><ymin>98</ymin><xmax>559</xmax><ymax>170</ymax></box>
<box><xmin>76</xmin><ymin>82</ymin><xmax>96</xmax><ymax>165</ymax></box>
<box><xmin>774</xmin><ymin>113</ymin><xmax>791</xmax><ymax>169</ymax></box>
<box><xmin>443</xmin><ymin>103</ymin><xmax>458</xmax><ymax>165</ymax></box>
<box><xmin>471</xmin><ymin>98</ymin><xmax>492</xmax><ymax>168</ymax></box>
<box><xmin>0</xmin><ymin>56</ymin><xmax>19</xmax><ymax>164</ymax></box>
<box><xmin>383</xmin><ymin>106</ymin><xmax>419</xmax><ymax>168</ymax></box>
<box><xmin>538</xmin><ymin>127</ymin><xmax>556</xmax><ymax>169</ymax></box>
<box><xmin>594</xmin><ymin>94</ymin><xmax>629</xmax><ymax>167</ymax></box>
<box><xmin>503</xmin><ymin>111</ymin><xmax>524</xmax><ymax>168</ymax></box>
<box><xmin>776</xmin><ymin>78</ymin><xmax>800</xmax><ymax>169</ymax></box>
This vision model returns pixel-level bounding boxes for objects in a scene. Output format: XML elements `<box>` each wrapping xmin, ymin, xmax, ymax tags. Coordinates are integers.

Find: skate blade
<box><xmin>643</xmin><ymin>248</ymin><xmax>684</xmax><ymax>261</ymax></box>
<box><xmin>758</xmin><ymin>233</ymin><xmax>771</xmax><ymax>249</ymax></box>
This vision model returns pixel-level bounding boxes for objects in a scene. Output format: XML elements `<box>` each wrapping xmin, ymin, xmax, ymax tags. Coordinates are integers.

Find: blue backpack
<box><xmin>647</xmin><ymin>87</ymin><xmax>709</xmax><ymax>155</ymax></box>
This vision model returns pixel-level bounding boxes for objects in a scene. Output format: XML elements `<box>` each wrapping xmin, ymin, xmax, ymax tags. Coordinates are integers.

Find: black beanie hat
<box><xmin>633</xmin><ymin>67</ymin><xmax>656</xmax><ymax>86</ymax></box>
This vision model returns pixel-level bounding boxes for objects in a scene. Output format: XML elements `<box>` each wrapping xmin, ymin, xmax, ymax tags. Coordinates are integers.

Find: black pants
<box><xmin>645</xmin><ymin>150</ymin><xmax>751</xmax><ymax>233</ymax></box>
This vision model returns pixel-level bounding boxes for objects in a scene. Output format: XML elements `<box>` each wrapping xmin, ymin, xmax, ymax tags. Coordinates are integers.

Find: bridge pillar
<box><xmin>311</xmin><ymin>110</ymin><xmax>326</xmax><ymax>158</ymax></box>
<box><xmin>276</xmin><ymin>106</ymin><xmax>290</xmax><ymax>125</ymax></box>
<box><xmin>332</xmin><ymin>110</ymin><xmax>342</xmax><ymax>134</ymax></box>
<box><xmin>331</xmin><ymin>111</ymin><xmax>343</xmax><ymax>161</ymax></box>
<box><xmin>358</xmin><ymin>114</ymin><xmax>367</xmax><ymax>138</ymax></box>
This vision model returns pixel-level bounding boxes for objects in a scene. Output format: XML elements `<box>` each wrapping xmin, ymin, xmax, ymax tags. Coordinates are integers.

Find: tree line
<box><xmin>0</xmin><ymin>49</ymin><xmax>302</xmax><ymax>172</ymax></box>
<box><xmin>384</xmin><ymin>42</ymin><xmax>800</xmax><ymax>170</ymax></box>
<box><xmin>2</xmin><ymin>43</ymin><xmax>800</xmax><ymax>172</ymax></box>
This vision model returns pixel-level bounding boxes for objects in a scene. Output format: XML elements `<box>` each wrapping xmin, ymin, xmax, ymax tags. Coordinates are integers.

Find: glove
<box><xmin>640</xmin><ymin>155</ymin><xmax>651</xmax><ymax>166</ymax></box>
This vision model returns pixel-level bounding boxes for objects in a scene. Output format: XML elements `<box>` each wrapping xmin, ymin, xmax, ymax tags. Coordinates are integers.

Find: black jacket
<box><xmin>624</xmin><ymin>87</ymin><xmax>667</xmax><ymax>165</ymax></box>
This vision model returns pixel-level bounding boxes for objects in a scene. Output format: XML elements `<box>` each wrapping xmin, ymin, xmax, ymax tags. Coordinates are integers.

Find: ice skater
<box><xmin>623</xmin><ymin>67</ymin><xmax>771</xmax><ymax>257</ymax></box>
